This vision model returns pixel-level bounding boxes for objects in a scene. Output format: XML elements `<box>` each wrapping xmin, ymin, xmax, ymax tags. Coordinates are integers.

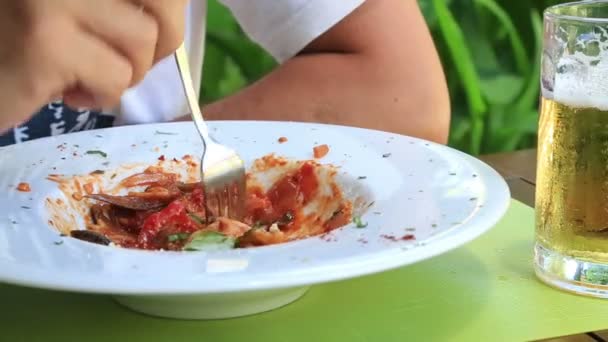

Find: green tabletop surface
<box><xmin>1</xmin><ymin>200</ymin><xmax>607</xmax><ymax>342</ymax></box>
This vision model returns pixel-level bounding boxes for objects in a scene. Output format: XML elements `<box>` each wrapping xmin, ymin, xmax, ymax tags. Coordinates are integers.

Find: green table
<box><xmin>1</xmin><ymin>200</ymin><xmax>607</xmax><ymax>341</ymax></box>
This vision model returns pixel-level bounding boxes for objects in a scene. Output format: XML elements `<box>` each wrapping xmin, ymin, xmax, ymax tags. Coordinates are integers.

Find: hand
<box><xmin>0</xmin><ymin>0</ymin><xmax>188</xmax><ymax>131</ymax></box>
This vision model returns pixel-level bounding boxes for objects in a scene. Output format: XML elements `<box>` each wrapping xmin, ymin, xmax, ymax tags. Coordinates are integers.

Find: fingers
<box><xmin>62</xmin><ymin>90</ymin><xmax>96</xmax><ymax>109</ymax></box>
<box><xmin>137</xmin><ymin>0</ymin><xmax>188</xmax><ymax>62</ymax></box>
<box><xmin>76</xmin><ymin>0</ymin><xmax>158</xmax><ymax>87</ymax></box>
<box><xmin>63</xmin><ymin>31</ymin><xmax>133</xmax><ymax>109</ymax></box>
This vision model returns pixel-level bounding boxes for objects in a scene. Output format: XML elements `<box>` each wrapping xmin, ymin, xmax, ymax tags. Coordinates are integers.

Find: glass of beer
<box><xmin>536</xmin><ymin>0</ymin><xmax>608</xmax><ymax>297</ymax></box>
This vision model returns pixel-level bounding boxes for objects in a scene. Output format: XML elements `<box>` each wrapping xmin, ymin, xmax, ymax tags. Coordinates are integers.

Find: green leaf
<box><xmin>206</xmin><ymin>31</ymin><xmax>277</xmax><ymax>81</ymax></box>
<box><xmin>223</xmin><ymin>58</ymin><xmax>247</xmax><ymax>94</ymax></box>
<box><xmin>512</xmin><ymin>9</ymin><xmax>543</xmax><ymax>114</ymax></box>
<box><xmin>432</xmin><ymin>0</ymin><xmax>487</xmax><ymax>155</ymax></box>
<box><xmin>448</xmin><ymin>114</ymin><xmax>472</xmax><ymax>150</ymax></box>
<box><xmin>207</xmin><ymin>0</ymin><xmax>239</xmax><ymax>32</ymax></box>
<box><xmin>201</xmin><ymin>43</ymin><xmax>228</xmax><ymax>103</ymax></box>
<box><xmin>183</xmin><ymin>231</ymin><xmax>236</xmax><ymax>252</ymax></box>
<box><xmin>474</xmin><ymin>0</ymin><xmax>530</xmax><ymax>74</ymax></box>
<box><xmin>167</xmin><ymin>233</ymin><xmax>190</xmax><ymax>243</ymax></box>
<box><xmin>188</xmin><ymin>213</ymin><xmax>206</xmax><ymax>225</ymax></box>
<box><xmin>480</xmin><ymin>74</ymin><xmax>525</xmax><ymax>105</ymax></box>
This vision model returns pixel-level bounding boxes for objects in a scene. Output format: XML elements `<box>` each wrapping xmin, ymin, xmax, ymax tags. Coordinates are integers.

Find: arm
<box><xmin>201</xmin><ymin>0</ymin><xmax>450</xmax><ymax>144</ymax></box>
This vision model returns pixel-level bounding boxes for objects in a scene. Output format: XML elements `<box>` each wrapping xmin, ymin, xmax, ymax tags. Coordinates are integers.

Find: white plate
<box><xmin>0</xmin><ymin>121</ymin><xmax>510</xmax><ymax>319</ymax></box>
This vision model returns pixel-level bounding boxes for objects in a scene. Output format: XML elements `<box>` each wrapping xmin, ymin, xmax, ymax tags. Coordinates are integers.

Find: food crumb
<box><xmin>382</xmin><ymin>234</ymin><xmax>416</xmax><ymax>242</ymax></box>
<box><xmin>158</xmin><ymin>155</ymin><xmax>166</xmax><ymax>161</ymax></box>
<box><xmin>382</xmin><ymin>234</ymin><xmax>398</xmax><ymax>242</ymax></box>
<box><xmin>278</xmin><ymin>137</ymin><xmax>288</xmax><ymax>143</ymax></box>
<box><xmin>313</xmin><ymin>144</ymin><xmax>329</xmax><ymax>159</ymax></box>
<box><xmin>83</xmin><ymin>183</ymin><xmax>94</xmax><ymax>195</ymax></box>
<box><xmin>16</xmin><ymin>182</ymin><xmax>31</xmax><ymax>192</ymax></box>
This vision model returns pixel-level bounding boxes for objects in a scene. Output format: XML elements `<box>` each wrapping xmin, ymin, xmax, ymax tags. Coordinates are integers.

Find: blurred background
<box><xmin>201</xmin><ymin>0</ymin><xmax>567</xmax><ymax>156</ymax></box>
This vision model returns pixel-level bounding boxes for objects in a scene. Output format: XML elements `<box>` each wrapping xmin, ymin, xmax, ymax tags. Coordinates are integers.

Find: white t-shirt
<box><xmin>114</xmin><ymin>0</ymin><xmax>365</xmax><ymax>125</ymax></box>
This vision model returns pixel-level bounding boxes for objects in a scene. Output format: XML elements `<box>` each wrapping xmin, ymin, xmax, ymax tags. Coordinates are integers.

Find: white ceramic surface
<box><xmin>0</xmin><ymin>121</ymin><xmax>510</xmax><ymax>319</ymax></box>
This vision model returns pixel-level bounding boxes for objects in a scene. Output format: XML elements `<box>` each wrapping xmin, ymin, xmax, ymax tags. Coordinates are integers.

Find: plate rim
<box><xmin>0</xmin><ymin>121</ymin><xmax>511</xmax><ymax>295</ymax></box>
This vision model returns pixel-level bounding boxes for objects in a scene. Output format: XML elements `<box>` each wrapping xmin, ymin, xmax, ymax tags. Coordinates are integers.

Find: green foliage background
<box><xmin>202</xmin><ymin>0</ymin><xmax>569</xmax><ymax>155</ymax></box>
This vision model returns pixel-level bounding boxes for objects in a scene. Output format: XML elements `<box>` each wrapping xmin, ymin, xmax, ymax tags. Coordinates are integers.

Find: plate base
<box><xmin>113</xmin><ymin>286</ymin><xmax>309</xmax><ymax>320</ymax></box>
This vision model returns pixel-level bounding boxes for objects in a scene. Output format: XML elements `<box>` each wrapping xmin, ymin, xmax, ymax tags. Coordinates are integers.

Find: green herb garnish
<box><xmin>155</xmin><ymin>130</ymin><xmax>178</xmax><ymax>135</ymax></box>
<box><xmin>353</xmin><ymin>216</ymin><xmax>368</xmax><ymax>228</ymax></box>
<box><xmin>183</xmin><ymin>231</ymin><xmax>236</xmax><ymax>252</ymax></box>
<box><xmin>90</xmin><ymin>170</ymin><xmax>105</xmax><ymax>175</ymax></box>
<box><xmin>85</xmin><ymin>150</ymin><xmax>107</xmax><ymax>158</ymax></box>
<box><xmin>188</xmin><ymin>213</ymin><xmax>206</xmax><ymax>225</ymax></box>
<box><xmin>382</xmin><ymin>153</ymin><xmax>392</xmax><ymax>158</ymax></box>
<box><xmin>21</xmin><ymin>206</ymin><xmax>31</xmax><ymax>209</ymax></box>
<box><xmin>358</xmin><ymin>176</ymin><xmax>367</xmax><ymax>180</ymax></box>
<box><xmin>167</xmin><ymin>233</ymin><xmax>190</xmax><ymax>242</ymax></box>
<box><xmin>54</xmin><ymin>240</ymin><xmax>63</xmax><ymax>246</ymax></box>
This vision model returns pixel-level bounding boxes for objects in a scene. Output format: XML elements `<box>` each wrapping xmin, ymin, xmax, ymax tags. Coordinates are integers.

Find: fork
<box><xmin>174</xmin><ymin>43</ymin><xmax>246</xmax><ymax>221</ymax></box>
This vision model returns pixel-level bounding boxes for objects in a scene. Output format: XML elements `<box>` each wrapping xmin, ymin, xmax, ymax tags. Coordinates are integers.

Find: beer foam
<box><xmin>545</xmin><ymin>27</ymin><xmax>608</xmax><ymax>110</ymax></box>
<box><xmin>549</xmin><ymin>53</ymin><xmax>608</xmax><ymax>110</ymax></box>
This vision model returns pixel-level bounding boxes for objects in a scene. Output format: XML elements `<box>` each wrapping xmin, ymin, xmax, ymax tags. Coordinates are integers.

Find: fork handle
<box><xmin>174</xmin><ymin>43</ymin><xmax>211</xmax><ymax>143</ymax></box>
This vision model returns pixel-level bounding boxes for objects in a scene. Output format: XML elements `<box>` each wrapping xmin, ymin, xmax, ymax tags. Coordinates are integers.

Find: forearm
<box><xmin>203</xmin><ymin>49</ymin><xmax>449</xmax><ymax>143</ymax></box>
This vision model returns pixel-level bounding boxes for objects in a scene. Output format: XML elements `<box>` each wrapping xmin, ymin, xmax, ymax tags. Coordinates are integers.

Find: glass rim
<box><xmin>546</xmin><ymin>0</ymin><xmax>608</xmax><ymax>24</ymax></box>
